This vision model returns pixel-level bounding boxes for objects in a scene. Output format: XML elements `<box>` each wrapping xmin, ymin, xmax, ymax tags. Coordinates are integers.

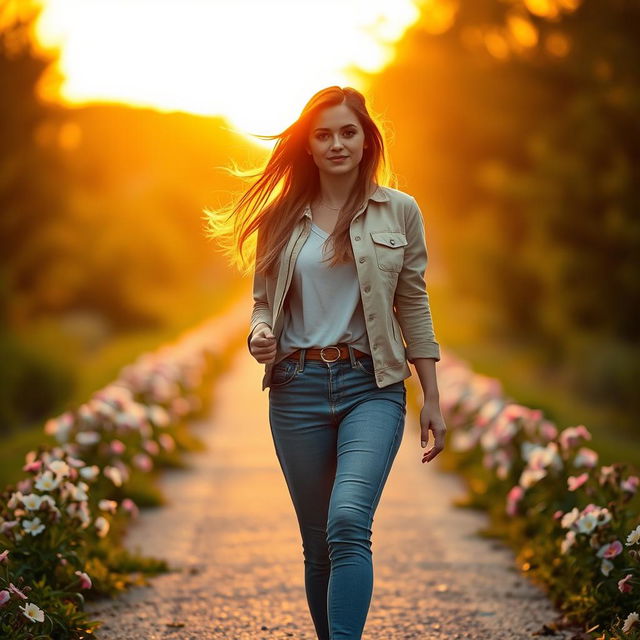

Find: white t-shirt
<box><xmin>279</xmin><ymin>222</ymin><xmax>371</xmax><ymax>361</ymax></box>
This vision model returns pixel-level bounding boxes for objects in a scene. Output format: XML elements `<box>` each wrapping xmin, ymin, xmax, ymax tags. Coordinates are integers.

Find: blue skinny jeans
<box><xmin>268</xmin><ymin>345</ymin><xmax>407</xmax><ymax>640</ymax></box>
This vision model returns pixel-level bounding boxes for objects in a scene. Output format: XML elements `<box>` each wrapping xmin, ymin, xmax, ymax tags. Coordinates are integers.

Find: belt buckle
<box><xmin>320</xmin><ymin>345</ymin><xmax>341</xmax><ymax>363</ymax></box>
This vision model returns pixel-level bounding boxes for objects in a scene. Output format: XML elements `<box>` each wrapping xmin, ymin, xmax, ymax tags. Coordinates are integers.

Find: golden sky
<box><xmin>33</xmin><ymin>0</ymin><xmax>435</xmax><ymax>146</ymax></box>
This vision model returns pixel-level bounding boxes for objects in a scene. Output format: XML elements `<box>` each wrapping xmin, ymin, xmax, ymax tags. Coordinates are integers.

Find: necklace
<box><xmin>319</xmin><ymin>199</ymin><xmax>344</xmax><ymax>211</ymax></box>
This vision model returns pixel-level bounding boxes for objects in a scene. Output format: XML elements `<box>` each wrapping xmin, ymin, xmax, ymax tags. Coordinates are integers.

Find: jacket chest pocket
<box><xmin>370</xmin><ymin>231</ymin><xmax>408</xmax><ymax>272</ymax></box>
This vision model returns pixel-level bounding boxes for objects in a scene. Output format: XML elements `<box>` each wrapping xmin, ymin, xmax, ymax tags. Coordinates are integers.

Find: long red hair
<box><xmin>203</xmin><ymin>85</ymin><xmax>396</xmax><ymax>277</ymax></box>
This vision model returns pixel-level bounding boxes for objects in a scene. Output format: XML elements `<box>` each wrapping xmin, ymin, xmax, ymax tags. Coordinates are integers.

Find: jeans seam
<box><xmin>367</xmin><ymin>406</ymin><xmax>404</xmax><ymax>524</ymax></box>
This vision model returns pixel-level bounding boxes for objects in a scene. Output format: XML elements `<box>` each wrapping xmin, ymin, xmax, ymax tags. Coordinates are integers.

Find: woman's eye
<box><xmin>315</xmin><ymin>130</ymin><xmax>356</xmax><ymax>140</ymax></box>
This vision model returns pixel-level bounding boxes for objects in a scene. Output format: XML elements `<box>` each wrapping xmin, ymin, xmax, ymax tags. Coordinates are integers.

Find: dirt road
<box><xmin>87</xmin><ymin>343</ymin><xmax>571</xmax><ymax>639</ymax></box>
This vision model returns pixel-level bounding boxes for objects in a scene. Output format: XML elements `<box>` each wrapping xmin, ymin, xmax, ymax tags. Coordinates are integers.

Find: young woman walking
<box><xmin>206</xmin><ymin>85</ymin><xmax>447</xmax><ymax>639</ymax></box>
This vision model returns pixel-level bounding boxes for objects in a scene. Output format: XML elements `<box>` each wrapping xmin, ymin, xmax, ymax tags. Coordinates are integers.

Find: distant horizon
<box><xmin>30</xmin><ymin>0</ymin><xmax>424</xmax><ymax>148</ymax></box>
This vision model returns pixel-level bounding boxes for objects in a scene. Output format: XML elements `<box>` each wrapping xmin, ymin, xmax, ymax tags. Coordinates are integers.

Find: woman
<box><xmin>206</xmin><ymin>85</ymin><xmax>447</xmax><ymax>639</ymax></box>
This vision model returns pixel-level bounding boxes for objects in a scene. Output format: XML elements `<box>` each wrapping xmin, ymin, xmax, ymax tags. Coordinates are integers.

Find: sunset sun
<box><xmin>33</xmin><ymin>0</ymin><xmax>426</xmax><ymax>147</ymax></box>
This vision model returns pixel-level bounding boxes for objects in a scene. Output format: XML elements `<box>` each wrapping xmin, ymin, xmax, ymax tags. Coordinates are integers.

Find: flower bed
<box><xmin>0</xmin><ymin>316</ymin><xmax>241</xmax><ymax>639</ymax></box>
<box><xmin>433</xmin><ymin>351</ymin><xmax>640</xmax><ymax>639</ymax></box>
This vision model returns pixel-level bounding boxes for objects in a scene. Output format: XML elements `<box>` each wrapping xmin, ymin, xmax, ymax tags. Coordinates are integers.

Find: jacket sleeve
<box><xmin>393</xmin><ymin>196</ymin><xmax>441</xmax><ymax>362</ymax></box>
<box><xmin>247</xmin><ymin>235</ymin><xmax>273</xmax><ymax>349</ymax></box>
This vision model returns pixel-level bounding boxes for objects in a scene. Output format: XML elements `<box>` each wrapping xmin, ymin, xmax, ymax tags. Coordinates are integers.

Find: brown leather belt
<box><xmin>284</xmin><ymin>343</ymin><xmax>369</xmax><ymax>362</ymax></box>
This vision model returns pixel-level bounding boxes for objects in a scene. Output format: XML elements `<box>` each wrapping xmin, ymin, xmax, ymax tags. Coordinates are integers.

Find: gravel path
<box><xmin>86</xmin><ymin>344</ymin><xmax>575</xmax><ymax>639</ymax></box>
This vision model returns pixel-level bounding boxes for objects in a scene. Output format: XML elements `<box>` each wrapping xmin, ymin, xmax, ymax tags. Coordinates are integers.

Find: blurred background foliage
<box><xmin>0</xmin><ymin>0</ymin><xmax>637</xmax><ymax>452</ymax></box>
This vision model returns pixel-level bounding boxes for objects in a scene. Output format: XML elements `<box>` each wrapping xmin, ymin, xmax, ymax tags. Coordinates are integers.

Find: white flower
<box><xmin>98</xmin><ymin>499</ymin><xmax>118</xmax><ymax>514</ymax></box>
<box><xmin>76</xmin><ymin>431</ymin><xmax>101</xmax><ymax>446</ymax></box>
<box><xmin>622</xmin><ymin>611</ymin><xmax>639</xmax><ymax>634</ymax></box>
<box><xmin>576</xmin><ymin>513</ymin><xmax>598</xmax><ymax>534</ymax></box>
<box><xmin>94</xmin><ymin>516</ymin><xmax>110</xmax><ymax>538</ymax></box>
<box><xmin>7</xmin><ymin>491</ymin><xmax>24</xmax><ymax>509</ymax></box>
<box><xmin>148</xmin><ymin>404</ymin><xmax>171</xmax><ymax>428</ymax></box>
<box><xmin>19</xmin><ymin>602</ymin><xmax>45</xmax><ymax>622</ymax></box>
<box><xmin>35</xmin><ymin>471</ymin><xmax>61</xmax><ymax>492</ymax></box>
<box><xmin>22</xmin><ymin>517</ymin><xmax>45</xmax><ymax>536</ymax></box>
<box><xmin>560</xmin><ymin>530</ymin><xmax>576</xmax><ymax>555</ymax></box>
<box><xmin>560</xmin><ymin>507</ymin><xmax>580</xmax><ymax>530</ymax></box>
<box><xmin>70</xmin><ymin>483</ymin><xmax>88</xmax><ymax>502</ymax></box>
<box><xmin>592</xmin><ymin>507</ymin><xmax>612</xmax><ymax>527</ymax></box>
<box><xmin>20</xmin><ymin>494</ymin><xmax>43</xmax><ymax>511</ymax></box>
<box><xmin>48</xmin><ymin>460</ymin><xmax>70</xmax><ymax>477</ymax></box>
<box><xmin>626</xmin><ymin>524</ymin><xmax>640</xmax><ymax>546</ymax></box>
<box><xmin>44</xmin><ymin>414</ymin><xmax>73</xmax><ymax>443</ymax></box>
<box><xmin>519</xmin><ymin>468</ymin><xmax>547</xmax><ymax>489</ymax></box>
<box><xmin>103</xmin><ymin>466</ymin><xmax>123</xmax><ymax>487</ymax></box>
<box><xmin>600</xmin><ymin>558</ymin><xmax>614</xmax><ymax>576</ymax></box>
<box><xmin>38</xmin><ymin>495</ymin><xmax>56</xmax><ymax>510</ymax></box>
<box><xmin>65</xmin><ymin>456</ymin><xmax>87</xmax><ymax>468</ymax></box>
<box><xmin>79</xmin><ymin>465</ymin><xmax>100</xmax><ymax>481</ymax></box>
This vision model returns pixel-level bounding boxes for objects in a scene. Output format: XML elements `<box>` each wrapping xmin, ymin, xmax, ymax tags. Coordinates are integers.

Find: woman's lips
<box><xmin>329</xmin><ymin>156</ymin><xmax>348</xmax><ymax>162</ymax></box>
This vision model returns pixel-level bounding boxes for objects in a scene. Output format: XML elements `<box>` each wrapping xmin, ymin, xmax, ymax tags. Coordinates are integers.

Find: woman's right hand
<box><xmin>249</xmin><ymin>323</ymin><xmax>277</xmax><ymax>364</ymax></box>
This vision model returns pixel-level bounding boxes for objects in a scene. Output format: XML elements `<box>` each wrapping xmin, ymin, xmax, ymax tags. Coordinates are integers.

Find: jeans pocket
<box><xmin>270</xmin><ymin>359</ymin><xmax>299</xmax><ymax>387</ymax></box>
<box><xmin>355</xmin><ymin>356</ymin><xmax>376</xmax><ymax>376</ymax></box>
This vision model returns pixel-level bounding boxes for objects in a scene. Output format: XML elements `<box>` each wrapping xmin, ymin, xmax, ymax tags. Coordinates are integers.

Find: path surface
<box><xmin>87</xmin><ymin>345</ymin><xmax>573</xmax><ymax>640</ymax></box>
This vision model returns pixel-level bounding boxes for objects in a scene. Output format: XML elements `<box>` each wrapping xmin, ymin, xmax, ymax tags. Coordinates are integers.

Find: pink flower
<box><xmin>0</xmin><ymin>590</ymin><xmax>10</xmax><ymax>606</ymax></box>
<box><xmin>158</xmin><ymin>433</ymin><xmax>175</xmax><ymax>452</ymax></box>
<box><xmin>110</xmin><ymin>439</ymin><xmax>127</xmax><ymax>455</ymax></box>
<box><xmin>0</xmin><ymin>520</ymin><xmax>19</xmax><ymax>534</ymax></box>
<box><xmin>573</xmin><ymin>447</ymin><xmax>599</xmax><ymax>469</ymax></box>
<box><xmin>553</xmin><ymin>510</ymin><xmax>564</xmax><ymax>520</ymax></box>
<box><xmin>8</xmin><ymin>583</ymin><xmax>28</xmax><ymax>599</ymax></box>
<box><xmin>538</xmin><ymin>420</ymin><xmax>558</xmax><ymax>442</ymax></box>
<box><xmin>567</xmin><ymin>472</ymin><xmax>589</xmax><ymax>491</ymax></box>
<box><xmin>621</xmin><ymin>476</ymin><xmax>639</xmax><ymax>493</ymax></box>
<box><xmin>22</xmin><ymin>460</ymin><xmax>43</xmax><ymax>473</ymax></box>
<box><xmin>597</xmin><ymin>540</ymin><xmax>623</xmax><ymax>559</ymax></box>
<box><xmin>121</xmin><ymin>498</ymin><xmax>139</xmax><ymax>518</ymax></box>
<box><xmin>74</xmin><ymin>570</ymin><xmax>92</xmax><ymax>590</ymax></box>
<box><xmin>559</xmin><ymin>425</ymin><xmax>591</xmax><ymax>451</ymax></box>
<box><xmin>132</xmin><ymin>453</ymin><xmax>153</xmax><ymax>472</ymax></box>
<box><xmin>618</xmin><ymin>574</ymin><xmax>633</xmax><ymax>593</ymax></box>
<box><xmin>0</xmin><ymin>550</ymin><xmax>8</xmax><ymax>564</ymax></box>
<box><xmin>505</xmin><ymin>485</ymin><xmax>525</xmax><ymax>516</ymax></box>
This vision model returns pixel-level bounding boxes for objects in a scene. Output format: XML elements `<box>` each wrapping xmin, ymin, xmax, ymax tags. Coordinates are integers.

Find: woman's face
<box><xmin>306</xmin><ymin>103</ymin><xmax>367</xmax><ymax>177</ymax></box>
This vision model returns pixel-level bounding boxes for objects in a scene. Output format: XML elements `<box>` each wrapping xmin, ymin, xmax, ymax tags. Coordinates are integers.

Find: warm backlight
<box><xmin>33</xmin><ymin>0</ymin><xmax>426</xmax><ymax>147</ymax></box>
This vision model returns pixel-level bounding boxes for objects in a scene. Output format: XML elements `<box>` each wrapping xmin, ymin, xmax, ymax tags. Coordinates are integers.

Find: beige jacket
<box><xmin>248</xmin><ymin>185</ymin><xmax>441</xmax><ymax>390</ymax></box>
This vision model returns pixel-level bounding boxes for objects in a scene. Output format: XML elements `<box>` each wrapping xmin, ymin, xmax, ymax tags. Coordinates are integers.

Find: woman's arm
<box><xmin>395</xmin><ymin>197</ymin><xmax>446</xmax><ymax>462</ymax></box>
<box><xmin>412</xmin><ymin>356</ymin><xmax>440</xmax><ymax>402</ymax></box>
<box><xmin>393</xmin><ymin>197</ymin><xmax>441</xmax><ymax>362</ymax></box>
<box><xmin>413</xmin><ymin>356</ymin><xmax>447</xmax><ymax>463</ymax></box>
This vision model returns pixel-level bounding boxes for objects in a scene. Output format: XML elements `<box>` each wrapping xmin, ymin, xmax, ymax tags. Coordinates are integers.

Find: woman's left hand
<box><xmin>420</xmin><ymin>399</ymin><xmax>447</xmax><ymax>463</ymax></box>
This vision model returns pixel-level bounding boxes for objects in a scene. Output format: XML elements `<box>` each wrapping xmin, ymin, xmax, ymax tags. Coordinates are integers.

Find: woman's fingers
<box><xmin>250</xmin><ymin>333</ymin><xmax>277</xmax><ymax>364</ymax></box>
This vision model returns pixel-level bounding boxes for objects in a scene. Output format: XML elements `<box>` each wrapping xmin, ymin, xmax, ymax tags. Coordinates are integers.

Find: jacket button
<box><xmin>368</xmin><ymin>314</ymin><xmax>374</xmax><ymax>320</ymax></box>
<box><xmin>359</xmin><ymin>256</ymin><xmax>366</xmax><ymax>263</ymax></box>
<box><xmin>364</xmin><ymin>285</ymin><xmax>371</xmax><ymax>292</ymax></box>
<box><xmin>354</xmin><ymin>236</ymin><xmax>361</xmax><ymax>241</ymax></box>
<box><xmin>390</xmin><ymin>239</ymin><xmax>395</xmax><ymax>245</ymax></box>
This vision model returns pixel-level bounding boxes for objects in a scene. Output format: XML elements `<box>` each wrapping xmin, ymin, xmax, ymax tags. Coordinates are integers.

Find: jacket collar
<box><xmin>299</xmin><ymin>184</ymin><xmax>390</xmax><ymax>220</ymax></box>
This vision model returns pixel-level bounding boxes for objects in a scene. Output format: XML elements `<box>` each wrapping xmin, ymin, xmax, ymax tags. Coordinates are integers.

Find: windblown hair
<box><xmin>202</xmin><ymin>85</ymin><xmax>396</xmax><ymax>278</ymax></box>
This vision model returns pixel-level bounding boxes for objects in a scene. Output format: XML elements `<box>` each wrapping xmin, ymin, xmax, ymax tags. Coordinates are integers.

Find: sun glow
<box><xmin>33</xmin><ymin>0</ymin><xmax>423</xmax><ymax>147</ymax></box>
